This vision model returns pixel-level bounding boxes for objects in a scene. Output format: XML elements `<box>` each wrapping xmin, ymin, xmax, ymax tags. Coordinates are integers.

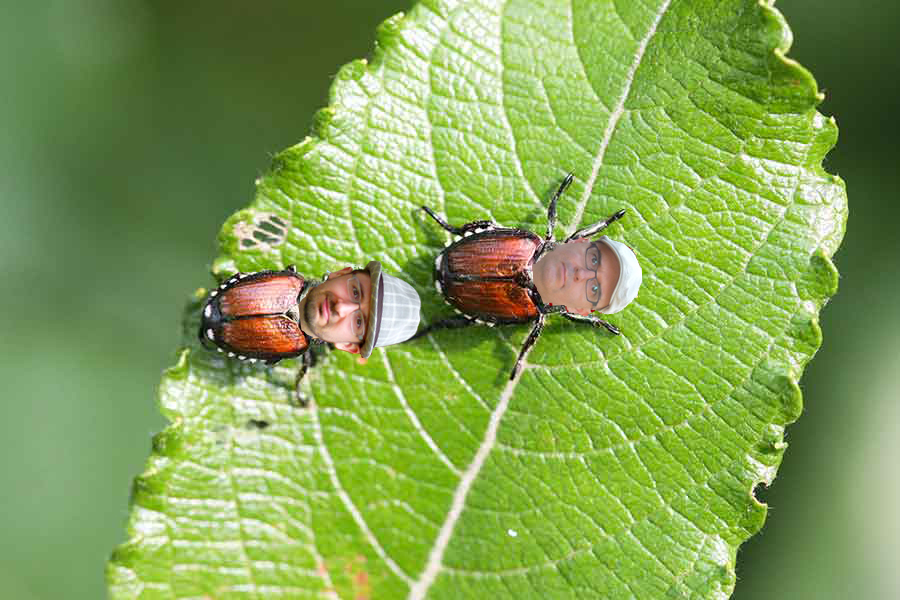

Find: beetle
<box><xmin>198</xmin><ymin>265</ymin><xmax>320</xmax><ymax>398</ymax></box>
<box><xmin>418</xmin><ymin>173</ymin><xmax>627</xmax><ymax>379</ymax></box>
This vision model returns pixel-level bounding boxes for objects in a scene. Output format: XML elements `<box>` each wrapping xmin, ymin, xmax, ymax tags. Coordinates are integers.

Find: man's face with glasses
<box><xmin>298</xmin><ymin>267</ymin><xmax>373</xmax><ymax>354</ymax></box>
<box><xmin>532</xmin><ymin>238</ymin><xmax>622</xmax><ymax>315</ymax></box>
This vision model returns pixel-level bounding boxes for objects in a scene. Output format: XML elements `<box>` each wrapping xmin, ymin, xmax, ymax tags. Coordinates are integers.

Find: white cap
<box><xmin>596</xmin><ymin>236</ymin><xmax>642</xmax><ymax>313</ymax></box>
<box><xmin>360</xmin><ymin>261</ymin><xmax>422</xmax><ymax>358</ymax></box>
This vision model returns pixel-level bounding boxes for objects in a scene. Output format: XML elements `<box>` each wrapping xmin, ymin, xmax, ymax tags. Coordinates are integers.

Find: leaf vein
<box><xmin>311</xmin><ymin>396</ymin><xmax>414</xmax><ymax>585</ymax></box>
<box><xmin>569</xmin><ymin>0</ymin><xmax>674</xmax><ymax>235</ymax></box>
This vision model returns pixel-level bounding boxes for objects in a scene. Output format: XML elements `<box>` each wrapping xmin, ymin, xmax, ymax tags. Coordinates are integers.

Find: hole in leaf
<box><xmin>751</xmin><ymin>481</ymin><xmax>770</xmax><ymax>505</ymax></box>
<box><xmin>233</xmin><ymin>212</ymin><xmax>288</xmax><ymax>250</ymax></box>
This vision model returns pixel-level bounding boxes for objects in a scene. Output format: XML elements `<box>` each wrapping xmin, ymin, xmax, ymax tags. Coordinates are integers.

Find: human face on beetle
<box><xmin>532</xmin><ymin>238</ymin><xmax>621</xmax><ymax>315</ymax></box>
<box><xmin>298</xmin><ymin>267</ymin><xmax>372</xmax><ymax>354</ymax></box>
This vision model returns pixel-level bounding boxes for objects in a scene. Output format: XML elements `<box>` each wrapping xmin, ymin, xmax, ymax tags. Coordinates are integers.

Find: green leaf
<box><xmin>108</xmin><ymin>0</ymin><xmax>846</xmax><ymax>598</ymax></box>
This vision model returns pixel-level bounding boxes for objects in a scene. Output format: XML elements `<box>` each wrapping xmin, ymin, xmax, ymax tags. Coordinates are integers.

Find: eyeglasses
<box><xmin>347</xmin><ymin>276</ymin><xmax>367</xmax><ymax>342</ymax></box>
<box><xmin>584</xmin><ymin>243</ymin><xmax>602</xmax><ymax>306</ymax></box>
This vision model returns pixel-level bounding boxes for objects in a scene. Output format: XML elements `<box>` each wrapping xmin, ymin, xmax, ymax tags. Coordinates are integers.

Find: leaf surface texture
<box><xmin>109</xmin><ymin>1</ymin><xmax>846</xmax><ymax>598</ymax></box>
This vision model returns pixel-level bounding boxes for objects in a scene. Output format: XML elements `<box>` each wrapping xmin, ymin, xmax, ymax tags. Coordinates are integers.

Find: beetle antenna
<box><xmin>546</xmin><ymin>173</ymin><xmax>574</xmax><ymax>240</ymax></box>
<box><xmin>561</xmin><ymin>312</ymin><xmax>620</xmax><ymax>335</ymax></box>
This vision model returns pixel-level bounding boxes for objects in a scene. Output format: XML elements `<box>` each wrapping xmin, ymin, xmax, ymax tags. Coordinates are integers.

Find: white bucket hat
<box><xmin>360</xmin><ymin>261</ymin><xmax>422</xmax><ymax>358</ymax></box>
<box><xmin>596</xmin><ymin>236</ymin><xmax>642</xmax><ymax>314</ymax></box>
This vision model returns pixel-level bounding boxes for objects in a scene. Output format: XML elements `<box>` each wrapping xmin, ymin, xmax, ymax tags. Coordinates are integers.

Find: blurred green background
<box><xmin>0</xmin><ymin>1</ymin><xmax>893</xmax><ymax>598</ymax></box>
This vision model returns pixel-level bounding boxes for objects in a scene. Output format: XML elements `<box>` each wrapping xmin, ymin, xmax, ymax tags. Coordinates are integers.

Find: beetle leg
<box><xmin>561</xmin><ymin>312</ymin><xmax>620</xmax><ymax>335</ymax></box>
<box><xmin>564</xmin><ymin>209</ymin><xmax>627</xmax><ymax>242</ymax></box>
<box><xmin>546</xmin><ymin>173</ymin><xmax>574</xmax><ymax>240</ymax></box>
<box><xmin>422</xmin><ymin>206</ymin><xmax>494</xmax><ymax>236</ymax></box>
<box><xmin>510</xmin><ymin>315</ymin><xmax>546</xmax><ymax>380</ymax></box>
<box><xmin>409</xmin><ymin>315</ymin><xmax>478</xmax><ymax>341</ymax></box>
<box><xmin>540</xmin><ymin>303</ymin><xmax>568</xmax><ymax>315</ymax></box>
<box><xmin>292</xmin><ymin>350</ymin><xmax>318</xmax><ymax>408</ymax></box>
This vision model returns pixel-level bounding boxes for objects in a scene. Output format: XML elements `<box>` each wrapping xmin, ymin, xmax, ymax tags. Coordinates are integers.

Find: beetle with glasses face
<box><xmin>417</xmin><ymin>173</ymin><xmax>641</xmax><ymax>379</ymax></box>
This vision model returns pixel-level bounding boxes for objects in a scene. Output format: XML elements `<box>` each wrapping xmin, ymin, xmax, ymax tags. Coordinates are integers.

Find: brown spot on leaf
<box><xmin>343</xmin><ymin>555</ymin><xmax>371</xmax><ymax>600</ymax></box>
